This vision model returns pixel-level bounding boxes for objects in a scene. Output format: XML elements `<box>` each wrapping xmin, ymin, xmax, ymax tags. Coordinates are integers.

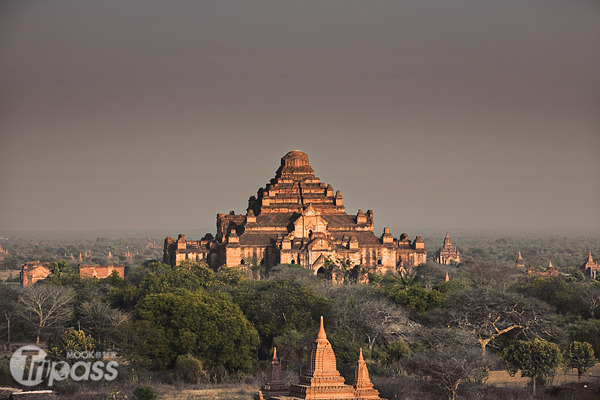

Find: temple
<box><xmin>434</xmin><ymin>231</ymin><xmax>461</xmax><ymax>265</ymax></box>
<box><xmin>515</xmin><ymin>252</ymin><xmax>525</xmax><ymax>268</ymax></box>
<box><xmin>164</xmin><ymin>151</ymin><xmax>426</xmax><ymax>276</ymax></box>
<box><xmin>581</xmin><ymin>252</ymin><xmax>599</xmax><ymax>278</ymax></box>
<box><xmin>527</xmin><ymin>261</ymin><xmax>559</xmax><ymax>277</ymax></box>
<box><xmin>256</xmin><ymin>317</ymin><xmax>385</xmax><ymax>400</ymax></box>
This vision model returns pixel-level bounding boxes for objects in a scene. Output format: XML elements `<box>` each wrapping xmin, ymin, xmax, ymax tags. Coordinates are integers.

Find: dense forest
<box><xmin>0</xmin><ymin>232</ymin><xmax>599</xmax><ymax>399</ymax></box>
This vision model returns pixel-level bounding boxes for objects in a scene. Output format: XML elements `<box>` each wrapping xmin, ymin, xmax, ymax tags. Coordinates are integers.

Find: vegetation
<box><xmin>564</xmin><ymin>341</ymin><xmax>596</xmax><ymax>382</ymax></box>
<box><xmin>501</xmin><ymin>339</ymin><xmax>563</xmax><ymax>395</ymax></box>
<box><xmin>0</xmin><ymin>231</ymin><xmax>598</xmax><ymax>399</ymax></box>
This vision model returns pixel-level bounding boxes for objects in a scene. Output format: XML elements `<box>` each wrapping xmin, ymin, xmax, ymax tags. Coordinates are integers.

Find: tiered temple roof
<box><xmin>164</xmin><ymin>151</ymin><xmax>426</xmax><ymax>277</ymax></box>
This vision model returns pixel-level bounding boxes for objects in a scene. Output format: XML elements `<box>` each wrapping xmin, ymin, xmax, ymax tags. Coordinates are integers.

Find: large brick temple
<box><xmin>163</xmin><ymin>150</ymin><xmax>426</xmax><ymax>275</ymax></box>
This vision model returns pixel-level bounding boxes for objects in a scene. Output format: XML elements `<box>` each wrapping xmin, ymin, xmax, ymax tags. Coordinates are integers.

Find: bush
<box><xmin>173</xmin><ymin>353</ymin><xmax>207</xmax><ymax>383</ymax></box>
<box><xmin>132</xmin><ymin>386</ymin><xmax>157</xmax><ymax>400</ymax></box>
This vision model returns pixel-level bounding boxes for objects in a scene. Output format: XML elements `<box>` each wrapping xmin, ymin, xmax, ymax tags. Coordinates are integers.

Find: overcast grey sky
<box><xmin>0</xmin><ymin>1</ymin><xmax>599</xmax><ymax>234</ymax></box>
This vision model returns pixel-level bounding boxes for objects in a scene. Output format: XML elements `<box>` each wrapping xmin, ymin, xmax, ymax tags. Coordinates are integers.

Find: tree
<box><xmin>571</xmin><ymin>282</ymin><xmax>600</xmax><ymax>318</ymax></box>
<box><xmin>135</xmin><ymin>289</ymin><xmax>258</xmax><ymax>372</ymax></box>
<box><xmin>111</xmin><ymin>319</ymin><xmax>170</xmax><ymax>372</ymax></box>
<box><xmin>329</xmin><ymin>284</ymin><xmax>414</xmax><ymax>351</ymax></box>
<box><xmin>564</xmin><ymin>341</ymin><xmax>596</xmax><ymax>382</ymax></box>
<box><xmin>78</xmin><ymin>298</ymin><xmax>129</xmax><ymax>346</ymax></box>
<box><xmin>18</xmin><ymin>284</ymin><xmax>76</xmax><ymax>345</ymax></box>
<box><xmin>405</xmin><ymin>341</ymin><xmax>488</xmax><ymax>400</ymax></box>
<box><xmin>568</xmin><ymin>318</ymin><xmax>600</xmax><ymax>357</ymax></box>
<box><xmin>230</xmin><ymin>279</ymin><xmax>330</xmax><ymax>357</ymax></box>
<box><xmin>47</xmin><ymin>328</ymin><xmax>97</xmax><ymax>361</ymax></box>
<box><xmin>431</xmin><ymin>287</ymin><xmax>558</xmax><ymax>355</ymax></box>
<box><xmin>0</xmin><ymin>284</ymin><xmax>21</xmax><ymax>346</ymax></box>
<box><xmin>501</xmin><ymin>339</ymin><xmax>563</xmax><ymax>395</ymax></box>
<box><xmin>464</xmin><ymin>261</ymin><xmax>521</xmax><ymax>290</ymax></box>
<box><xmin>46</xmin><ymin>260</ymin><xmax>80</xmax><ymax>286</ymax></box>
<box><xmin>108</xmin><ymin>261</ymin><xmax>221</xmax><ymax>310</ymax></box>
<box><xmin>519</xmin><ymin>276</ymin><xmax>587</xmax><ymax>316</ymax></box>
<box><xmin>386</xmin><ymin>285</ymin><xmax>445</xmax><ymax>314</ymax></box>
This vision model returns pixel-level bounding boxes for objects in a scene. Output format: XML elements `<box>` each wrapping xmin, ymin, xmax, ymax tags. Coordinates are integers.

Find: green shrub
<box><xmin>133</xmin><ymin>386</ymin><xmax>157</xmax><ymax>400</ymax></box>
<box><xmin>173</xmin><ymin>353</ymin><xmax>207</xmax><ymax>383</ymax></box>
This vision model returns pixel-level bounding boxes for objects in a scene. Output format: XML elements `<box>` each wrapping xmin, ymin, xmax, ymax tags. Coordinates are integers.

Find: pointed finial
<box><xmin>446</xmin><ymin>231</ymin><xmax>450</xmax><ymax>237</ymax></box>
<box><xmin>445</xmin><ymin>272</ymin><xmax>449</xmax><ymax>282</ymax></box>
<box><xmin>548</xmin><ymin>260</ymin><xmax>553</xmax><ymax>268</ymax></box>
<box><xmin>273</xmin><ymin>347</ymin><xmax>277</xmax><ymax>360</ymax></box>
<box><xmin>359</xmin><ymin>348</ymin><xmax>364</xmax><ymax>361</ymax></box>
<box><xmin>317</xmin><ymin>316</ymin><xmax>327</xmax><ymax>340</ymax></box>
<box><xmin>589</xmin><ymin>252</ymin><xmax>594</xmax><ymax>262</ymax></box>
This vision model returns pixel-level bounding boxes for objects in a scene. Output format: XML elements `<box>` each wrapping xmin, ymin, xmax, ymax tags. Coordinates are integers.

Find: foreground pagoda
<box><xmin>164</xmin><ymin>151</ymin><xmax>426</xmax><ymax>276</ymax></box>
<box><xmin>256</xmin><ymin>317</ymin><xmax>385</xmax><ymax>400</ymax></box>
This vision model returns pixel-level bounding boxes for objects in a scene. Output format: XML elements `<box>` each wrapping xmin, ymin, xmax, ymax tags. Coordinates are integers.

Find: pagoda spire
<box><xmin>317</xmin><ymin>316</ymin><xmax>327</xmax><ymax>340</ymax></box>
<box><xmin>351</xmin><ymin>348</ymin><xmax>381</xmax><ymax>399</ymax></box>
<box><xmin>589</xmin><ymin>252</ymin><xmax>594</xmax><ymax>263</ymax></box>
<box><xmin>443</xmin><ymin>231</ymin><xmax>452</xmax><ymax>247</ymax></box>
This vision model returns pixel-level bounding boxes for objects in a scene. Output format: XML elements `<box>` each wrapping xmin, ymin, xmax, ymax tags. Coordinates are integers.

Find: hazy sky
<box><xmin>1</xmin><ymin>1</ymin><xmax>599</xmax><ymax>234</ymax></box>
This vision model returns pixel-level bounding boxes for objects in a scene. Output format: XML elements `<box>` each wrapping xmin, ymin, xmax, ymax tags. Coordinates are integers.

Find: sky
<box><xmin>0</xmin><ymin>1</ymin><xmax>599</xmax><ymax>235</ymax></box>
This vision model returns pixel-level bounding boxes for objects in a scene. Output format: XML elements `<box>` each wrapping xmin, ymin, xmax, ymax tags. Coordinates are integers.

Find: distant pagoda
<box><xmin>515</xmin><ymin>252</ymin><xmax>525</xmax><ymax>268</ymax></box>
<box><xmin>581</xmin><ymin>252</ymin><xmax>599</xmax><ymax>278</ymax></box>
<box><xmin>434</xmin><ymin>231</ymin><xmax>461</xmax><ymax>265</ymax></box>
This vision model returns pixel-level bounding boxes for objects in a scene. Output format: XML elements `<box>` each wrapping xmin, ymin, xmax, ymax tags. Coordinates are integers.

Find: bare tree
<box><xmin>18</xmin><ymin>284</ymin><xmax>76</xmax><ymax>344</ymax></box>
<box><xmin>430</xmin><ymin>287</ymin><xmax>557</xmax><ymax>355</ymax></box>
<box><xmin>79</xmin><ymin>299</ymin><xmax>129</xmax><ymax>346</ymax></box>
<box><xmin>571</xmin><ymin>282</ymin><xmax>600</xmax><ymax>318</ymax></box>
<box><xmin>405</xmin><ymin>341</ymin><xmax>488</xmax><ymax>400</ymax></box>
<box><xmin>465</xmin><ymin>261</ymin><xmax>521</xmax><ymax>290</ymax></box>
<box><xmin>0</xmin><ymin>285</ymin><xmax>21</xmax><ymax>348</ymax></box>
<box><xmin>329</xmin><ymin>285</ymin><xmax>416</xmax><ymax>351</ymax></box>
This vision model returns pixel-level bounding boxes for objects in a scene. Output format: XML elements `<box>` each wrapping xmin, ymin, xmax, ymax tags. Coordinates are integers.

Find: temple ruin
<box><xmin>164</xmin><ymin>150</ymin><xmax>426</xmax><ymax>276</ymax></box>
<box><xmin>256</xmin><ymin>317</ymin><xmax>385</xmax><ymax>400</ymax></box>
<box><xmin>20</xmin><ymin>261</ymin><xmax>51</xmax><ymax>286</ymax></box>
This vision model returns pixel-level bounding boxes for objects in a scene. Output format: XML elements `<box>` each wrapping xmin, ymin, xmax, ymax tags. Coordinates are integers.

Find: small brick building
<box><xmin>20</xmin><ymin>261</ymin><xmax>51</xmax><ymax>286</ymax></box>
<box><xmin>78</xmin><ymin>264</ymin><xmax>125</xmax><ymax>279</ymax></box>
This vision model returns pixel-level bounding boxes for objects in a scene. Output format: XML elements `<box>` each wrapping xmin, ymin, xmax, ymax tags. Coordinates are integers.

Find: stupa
<box><xmin>257</xmin><ymin>317</ymin><xmax>386</xmax><ymax>400</ymax></box>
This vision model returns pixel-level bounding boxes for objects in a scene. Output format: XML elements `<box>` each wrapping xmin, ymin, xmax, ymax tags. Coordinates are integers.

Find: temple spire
<box><xmin>589</xmin><ymin>252</ymin><xmax>594</xmax><ymax>263</ymax></box>
<box><xmin>351</xmin><ymin>347</ymin><xmax>381</xmax><ymax>399</ymax></box>
<box><xmin>317</xmin><ymin>316</ymin><xmax>327</xmax><ymax>340</ymax></box>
